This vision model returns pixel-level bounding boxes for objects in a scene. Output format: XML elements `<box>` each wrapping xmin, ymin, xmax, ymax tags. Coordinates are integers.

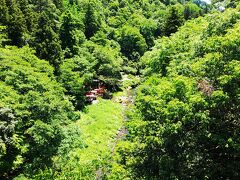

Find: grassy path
<box><xmin>52</xmin><ymin>88</ymin><xmax>133</xmax><ymax>179</ymax></box>
<box><xmin>76</xmin><ymin>99</ymin><xmax>124</xmax><ymax>179</ymax></box>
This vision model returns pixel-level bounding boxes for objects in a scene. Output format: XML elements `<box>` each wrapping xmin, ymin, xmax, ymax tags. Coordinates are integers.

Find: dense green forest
<box><xmin>0</xmin><ymin>0</ymin><xmax>239</xmax><ymax>179</ymax></box>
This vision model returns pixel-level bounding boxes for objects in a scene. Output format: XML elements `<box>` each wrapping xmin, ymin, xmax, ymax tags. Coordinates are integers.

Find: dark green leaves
<box><xmin>0</xmin><ymin>46</ymin><xmax>79</xmax><ymax>178</ymax></box>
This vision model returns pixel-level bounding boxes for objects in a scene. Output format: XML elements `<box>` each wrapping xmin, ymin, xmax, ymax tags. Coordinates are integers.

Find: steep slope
<box><xmin>0</xmin><ymin>46</ymin><xmax>80</xmax><ymax>178</ymax></box>
<box><xmin>115</xmin><ymin>6</ymin><xmax>240</xmax><ymax>179</ymax></box>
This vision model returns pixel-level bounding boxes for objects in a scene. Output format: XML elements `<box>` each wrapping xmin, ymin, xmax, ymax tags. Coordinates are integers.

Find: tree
<box><xmin>0</xmin><ymin>46</ymin><xmax>79</xmax><ymax>178</ymax></box>
<box><xmin>34</xmin><ymin>12</ymin><xmax>63</xmax><ymax>73</ymax></box>
<box><xmin>0</xmin><ymin>0</ymin><xmax>9</xmax><ymax>25</ymax></box>
<box><xmin>18</xmin><ymin>0</ymin><xmax>38</xmax><ymax>34</ymax></box>
<box><xmin>116</xmin><ymin>7</ymin><xmax>240</xmax><ymax>179</ymax></box>
<box><xmin>0</xmin><ymin>107</ymin><xmax>19</xmax><ymax>177</ymax></box>
<box><xmin>117</xmin><ymin>25</ymin><xmax>147</xmax><ymax>61</ymax></box>
<box><xmin>184</xmin><ymin>2</ymin><xmax>201</xmax><ymax>20</ymax></box>
<box><xmin>165</xmin><ymin>4</ymin><xmax>184</xmax><ymax>36</ymax></box>
<box><xmin>127</xmin><ymin>13</ymin><xmax>158</xmax><ymax>48</ymax></box>
<box><xmin>84</xmin><ymin>0</ymin><xmax>102</xmax><ymax>39</ymax></box>
<box><xmin>6</xmin><ymin>0</ymin><xmax>27</xmax><ymax>46</ymax></box>
<box><xmin>59</xmin><ymin>54</ymin><xmax>93</xmax><ymax>109</ymax></box>
<box><xmin>60</xmin><ymin>11</ymin><xmax>85</xmax><ymax>58</ymax></box>
<box><xmin>91</xmin><ymin>42</ymin><xmax>123</xmax><ymax>87</ymax></box>
<box><xmin>0</xmin><ymin>26</ymin><xmax>8</xmax><ymax>46</ymax></box>
<box><xmin>52</xmin><ymin>0</ymin><xmax>64</xmax><ymax>10</ymax></box>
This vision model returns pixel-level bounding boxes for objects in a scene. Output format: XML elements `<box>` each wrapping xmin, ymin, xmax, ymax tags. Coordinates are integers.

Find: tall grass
<box><xmin>56</xmin><ymin>99</ymin><xmax>123</xmax><ymax>179</ymax></box>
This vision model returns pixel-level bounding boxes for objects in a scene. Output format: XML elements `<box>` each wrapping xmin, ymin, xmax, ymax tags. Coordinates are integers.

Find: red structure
<box><xmin>94</xmin><ymin>86</ymin><xmax>106</xmax><ymax>96</ymax></box>
<box><xmin>86</xmin><ymin>92</ymin><xmax>97</xmax><ymax>102</ymax></box>
<box><xmin>85</xmin><ymin>85</ymin><xmax>106</xmax><ymax>102</ymax></box>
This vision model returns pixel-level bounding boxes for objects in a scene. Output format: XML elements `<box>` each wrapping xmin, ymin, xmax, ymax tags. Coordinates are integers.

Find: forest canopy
<box><xmin>0</xmin><ymin>0</ymin><xmax>240</xmax><ymax>179</ymax></box>
<box><xmin>114</xmin><ymin>5</ymin><xmax>240</xmax><ymax>179</ymax></box>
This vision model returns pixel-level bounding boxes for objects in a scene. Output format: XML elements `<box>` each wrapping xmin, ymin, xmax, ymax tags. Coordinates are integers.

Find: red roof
<box><xmin>86</xmin><ymin>94</ymin><xmax>96</xmax><ymax>98</ymax></box>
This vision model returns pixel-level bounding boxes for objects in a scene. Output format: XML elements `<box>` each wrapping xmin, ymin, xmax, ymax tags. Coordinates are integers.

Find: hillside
<box><xmin>115</xmin><ymin>5</ymin><xmax>240</xmax><ymax>179</ymax></box>
<box><xmin>0</xmin><ymin>0</ymin><xmax>240</xmax><ymax>179</ymax></box>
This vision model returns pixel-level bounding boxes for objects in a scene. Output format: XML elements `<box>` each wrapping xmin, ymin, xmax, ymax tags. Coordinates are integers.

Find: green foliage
<box><xmin>52</xmin><ymin>0</ymin><xmax>64</xmax><ymax>10</ymax></box>
<box><xmin>7</xmin><ymin>0</ymin><xmax>27</xmax><ymax>46</ymax></box>
<box><xmin>0</xmin><ymin>0</ymin><xmax>213</xmax><ymax>178</ymax></box>
<box><xmin>0</xmin><ymin>26</ymin><xmax>7</xmax><ymax>46</ymax></box>
<box><xmin>0</xmin><ymin>46</ymin><xmax>79</xmax><ymax>178</ymax></box>
<box><xmin>127</xmin><ymin>13</ymin><xmax>158</xmax><ymax>48</ymax></box>
<box><xmin>60</xmin><ymin>10</ymin><xmax>85</xmax><ymax>58</ymax></box>
<box><xmin>83</xmin><ymin>0</ymin><xmax>103</xmax><ymax>39</ymax></box>
<box><xmin>0</xmin><ymin>0</ymin><xmax>207</xmax><ymax>78</ymax></box>
<box><xmin>0</xmin><ymin>0</ymin><xmax>9</xmax><ymax>25</ymax></box>
<box><xmin>118</xmin><ymin>6</ymin><xmax>240</xmax><ymax>180</ymax></box>
<box><xmin>34</xmin><ymin>99</ymin><xmax>123</xmax><ymax>179</ymax></box>
<box><xmin>117</xmin><ymin>25</ymin><xmax>147</xmax><ymax>61</ymax></box>
<box><xmin>212</xmin><ymin>0</ymin><xmax>240</xmax><ymax>8</ymax></box>
<box><xmin>165</xmin><ymin>4</ymin><xmax>185</xmax><ymax>36</ymax></box>
<box><xmin>89</xmin><ymin>41</ymin><xmax>123</xmax><ymax>85</ymax></box>
<box><xmin>59</xmin><ymin>54</ymin><xmax>93</xmax><ymax>109</ymax></box>
<box><xmin>59</xmin><ymin>40</ymin><xmax>123</xmax><ymax>109</ymax></box>
<box><xmin>0</xmin><ymin>0</ymin><xmax>64</xmax><ymax>71</ymax></box>
<box><xmin>34</xmin><ymin>8</ymin><xmax>63</xmax><ymax>73</ymax></box>
<box><xmin>184</xmin><ymin>2</ymin><xmax>201</xmax><ymax>20</ymax></box>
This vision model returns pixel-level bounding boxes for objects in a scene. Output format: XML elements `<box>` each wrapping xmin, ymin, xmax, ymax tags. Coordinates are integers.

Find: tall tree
<box><xmin>0</xmin><ymin>0</ymin><xmax>9</xmax><ymax>25</ymax></box>
<box><xmin>84</xmin><ymin>0</ymin><xmax>102</xmax><ymax>39</ymax></box>
<box><xmin>117</xmin><ymin>25</ymin><xmax>147</xmax><ymax>61</ymax></box>
<box><xmin>165</xmin><ymin>4</ymin><xmax>184</xmax><ymax>36</ymax></box>
<box><xmin>60</xmin><ymin>11</ymin><xmax>85</xmax><ymax>58</ymax></box>
<box><xmin>6</xmin><ymin>0</ymin><xmax>27</xmax><ymax>46</ymax></box>
<box><xmin>18</xmin><ymin>0</ymin><xmax>38</xmax><ymax>34</ymax></box>
<box><xmin>34</xmin><ymin>12</ymin><xmax>63</xmax><ymax>73</ymax></box>
<box><xmin>184</xmin><ymin>2</ymin><xmax>201</xmax><ymax>20</ymax></box>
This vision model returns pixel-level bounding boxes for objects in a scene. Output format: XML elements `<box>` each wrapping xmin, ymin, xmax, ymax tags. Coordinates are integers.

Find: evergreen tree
<box><xmin>0</xmin><ymin>26</ymin><xmax>7</xmax><ymax>46</ymax></box>
<box><xmin>60</xmin><ymin>11</ymin><xmax>85</xmax><ymax>58</ymax></box>
<box><xmin>0</xmin><ymin>0</ymin><xmax>9</xmax><ymax>25</ymax></box>
<box><xmin>34</xmin><ymin>12</ymin><xmax>63</xmax><ymax>73</ymax></box>
<box><xmin>6</xmin><ymin>0</ymin><xmax>27</xmax><ymax>46</ymax></box>
<box><xmin>18</xmin><ymin>0</ymin><xmax>38</xmax><ymax>34</ymax></box>
<box><xmin>165</xmin><ymin>4</ymin><xmax>184</xmax><ymax>36</ymax></box>
<box><xmin>84</xmin><ymin>0</ymin><xmax>102</xmax><ymax>39</ymax></box>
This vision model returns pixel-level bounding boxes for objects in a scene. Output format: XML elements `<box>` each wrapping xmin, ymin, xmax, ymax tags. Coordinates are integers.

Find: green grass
<box><xmin>47</xmin><ymin>98</ymin><xmax>124</xmax><ymax>179</ymax></box>
<box><xmin>77</xmin><ymin>99</ymin><xmax>123</xmax><ymax>164</ymax></box>
<box><xmin>28</xmin><ymin>99</ymin><xmax>124</xmax><ymax>179</ymax></box>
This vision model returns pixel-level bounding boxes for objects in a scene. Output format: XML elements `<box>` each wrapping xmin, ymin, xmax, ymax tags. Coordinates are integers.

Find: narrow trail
<box><xmin>95</xmin><ymin>87</ymin><xmax>134</xmax><ymax>180</ymax></box>
<box><xmin>111</xmin><ymin>87</ymin><xmax>133</xmax><ymax>154</ymax></box>
<box><xmin>76</xmin><ymin>99</ymin><xmax>123</xmax><ymax>180</ymax></box>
